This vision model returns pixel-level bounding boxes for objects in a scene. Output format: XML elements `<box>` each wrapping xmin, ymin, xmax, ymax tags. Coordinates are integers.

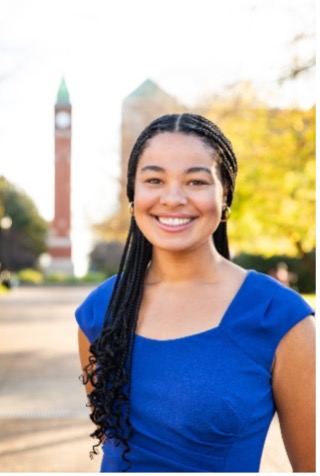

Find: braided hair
<box><xmin>83</xmin><ymin>113</ymin><xmax>238</xmax><ymax>467</ymax></box>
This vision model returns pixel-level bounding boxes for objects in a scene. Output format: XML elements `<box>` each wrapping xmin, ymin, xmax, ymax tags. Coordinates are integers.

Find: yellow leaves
<box><xmin>293</xmin><ymin>117</ymin><xmax>305</xmax><ymax>132</ymax></box>
<box><xmin>204</xmin><ymin>90</ymin><xmax>315</xmax><ymax>257</ymax></box>
<box><xmin>283</xmin><ymin>171</ymin><xmax>297</xmax><ymax>192</ymax></box>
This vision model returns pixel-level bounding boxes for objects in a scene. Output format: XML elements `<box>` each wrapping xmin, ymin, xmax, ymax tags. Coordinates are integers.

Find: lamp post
<box><xmin>0</xmin><ymin>215</ymin><xmax>12</xmax><ymax>288</ymax></box>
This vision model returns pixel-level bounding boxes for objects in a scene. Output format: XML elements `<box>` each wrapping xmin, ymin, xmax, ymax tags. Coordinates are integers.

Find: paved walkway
<box><xmin>0</xmin><ymin>285</ymin><xmax>291</xmax><ymax>472</ymax></box>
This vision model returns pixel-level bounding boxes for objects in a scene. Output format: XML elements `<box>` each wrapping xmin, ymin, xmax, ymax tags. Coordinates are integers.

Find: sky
<box><xmin>0</xmin><ymin>0</ymin><xmax>316</xmax><ymax>275</ymax></box>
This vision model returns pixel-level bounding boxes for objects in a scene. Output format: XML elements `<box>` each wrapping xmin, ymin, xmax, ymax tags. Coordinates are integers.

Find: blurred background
<box><xmin>0</xmin><ymin>0</ymin><xmax>315</xmax><ymax>294</ymax></box>
<box><xmin>0</xmin><ymin>1</ymin><xmax>315</xmax><ymax>471</ymax></box>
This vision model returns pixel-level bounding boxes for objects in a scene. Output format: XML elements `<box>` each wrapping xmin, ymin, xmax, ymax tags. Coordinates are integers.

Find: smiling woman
<box><xmin>133</xmin><ymin>133</ymin><xmax>225</xmax><ymax>253</ymax></box>
<box><xmin>75</xmin><ymin>113</ymin><xmax>315</xmax><ymax>473</ymax></box>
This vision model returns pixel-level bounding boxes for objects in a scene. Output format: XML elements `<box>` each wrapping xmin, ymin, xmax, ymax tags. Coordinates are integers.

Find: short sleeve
<box><xmin>222</xmin><ymin>271</ymin><xmax>314</xmax><ymax>372</ymax></box>
<box><xmin>269</xmin><ymin>282</ymin><xmax>314</xmax><ymax>346</ymax></box>
<box><xmin>75</xmin><ymin>274</ymin><xmax>117</xmax><ymax>343</ymax></box>
<box><xmin>256</xmin><ymin>275</ymin><xmax>314</xmax><ymax>370</ymax></box>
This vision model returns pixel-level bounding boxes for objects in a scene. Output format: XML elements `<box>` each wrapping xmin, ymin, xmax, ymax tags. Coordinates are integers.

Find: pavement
<box><xmin>0</xmin><ymin>285</ymin><xmax>292</xmax><ymax>473</ymax></box>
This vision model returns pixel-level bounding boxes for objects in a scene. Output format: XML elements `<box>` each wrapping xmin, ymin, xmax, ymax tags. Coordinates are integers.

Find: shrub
<box><xmin>233</xmin><ymin>250</ymin><xmax>315</xmax><ymax>293</ymax></box>
<box><xmin>18</xmin><ymin>268</ymin><xmax>44</xmax><ymax>284</ymax></box>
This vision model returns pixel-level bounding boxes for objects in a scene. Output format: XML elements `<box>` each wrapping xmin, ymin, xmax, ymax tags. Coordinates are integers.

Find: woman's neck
<box><xmin>146</xmin><ymin>242</ymin><xmax>225</xmax><ymax>284</ymax></box>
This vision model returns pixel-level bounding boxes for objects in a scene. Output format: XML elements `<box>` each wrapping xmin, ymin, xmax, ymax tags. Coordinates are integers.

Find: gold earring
<box><xmin>220</xmin><ymin>206</ymin><xmax>231</xmax><ymax>222</ymax></box>
<box><xmin>128</xmin><ymin>202</ymin><xmax>134</xmax><ymax>215</ymax></box>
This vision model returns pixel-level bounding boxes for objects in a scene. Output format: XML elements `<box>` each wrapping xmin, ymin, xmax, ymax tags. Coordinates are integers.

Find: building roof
<box><xmin>56</xmin><ymin>78</ymin><xmax>70</xmax><ymax>105</ymax></box>
<box><xmin>125</xmin><ymin>78</ymin><xmax>169</xmax><ymax>100</ymax></box>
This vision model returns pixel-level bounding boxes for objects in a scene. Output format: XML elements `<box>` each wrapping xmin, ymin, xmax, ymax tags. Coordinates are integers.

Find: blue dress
<box><xmin>75</xmin><ymin>270</ymin><xmax>313</xmax><ymax>472</ymax></box>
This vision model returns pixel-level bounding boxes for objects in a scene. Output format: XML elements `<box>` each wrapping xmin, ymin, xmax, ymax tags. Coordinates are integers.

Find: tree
<box><xmin>279</xmin><ymin>32</ymin><xmax>315</xmax><ymax>83</ymax></box>
<box><xmin>89</xmin><ymin>240</ymin><xmax>124</xmax><ymax>276</ymax></box>
<box><xmin>203</xmin><ymin>86</ymin><xmax>315</xmax><ymax>270</ymax></box>
<box><xmin>0</xmin><ymin>176</ymin><xmax>48</xmax><ymax>271</ymax></box>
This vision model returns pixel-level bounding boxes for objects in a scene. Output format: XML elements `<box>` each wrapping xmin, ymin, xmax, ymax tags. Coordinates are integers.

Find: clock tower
<box><xmin>47</xmin><ymin>78</ymin><xmax>73</xmax><ymax>275</ymax></box>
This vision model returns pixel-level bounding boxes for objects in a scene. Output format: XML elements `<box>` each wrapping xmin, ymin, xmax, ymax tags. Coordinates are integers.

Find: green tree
<box><xmin>0</xmin><ymin>176</ymin><xmax>48</xmax><ymax>270</ymax></box>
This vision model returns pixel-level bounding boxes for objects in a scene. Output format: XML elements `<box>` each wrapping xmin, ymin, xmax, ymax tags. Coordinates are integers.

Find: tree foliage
<box><xmin>0</xmin><ymin>176</ymin><xmax>48</xmax><ymax>270</ymax></box>
<box><xmin>203</xmin><ymin>85</ymin><xmax>315</xmax><ymax>260</ymax></box>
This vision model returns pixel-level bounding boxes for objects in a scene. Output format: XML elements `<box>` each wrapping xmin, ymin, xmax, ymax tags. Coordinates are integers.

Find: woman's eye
<box><xmin>146</xmin><ymin>178</ymin><xmax>162</xmax><ymax>185</ymax></box>
<box><xmin>189</xmin><ymin>180</ymin><xmax>208</xmax><ymax>186</ymax></box>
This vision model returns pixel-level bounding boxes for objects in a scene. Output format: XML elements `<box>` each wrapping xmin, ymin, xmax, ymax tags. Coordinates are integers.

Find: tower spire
<box><xmin>56</xmin><ymin>77</ymin><xmax>70</xmax><ymax>105</ymax></box>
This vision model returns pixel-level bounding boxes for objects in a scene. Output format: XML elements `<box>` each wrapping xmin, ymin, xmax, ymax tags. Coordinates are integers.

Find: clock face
<box><xmin>55</xmin><ymin>110</ymin><xmax>71</xmax><ymax>129</ymax></box>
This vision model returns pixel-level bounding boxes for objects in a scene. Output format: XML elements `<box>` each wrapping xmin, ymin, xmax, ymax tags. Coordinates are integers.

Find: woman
<box><xmin>76</xmin><ymin>113</ymin><xmax>315</xmax><ymax>472</ymax></box>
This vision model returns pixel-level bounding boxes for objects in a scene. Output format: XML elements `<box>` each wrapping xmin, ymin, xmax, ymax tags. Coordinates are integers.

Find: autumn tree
<box><xmin>203</xmin><ymin>85</ymin><xmax>315</xmax><ymax>269</ymax></box>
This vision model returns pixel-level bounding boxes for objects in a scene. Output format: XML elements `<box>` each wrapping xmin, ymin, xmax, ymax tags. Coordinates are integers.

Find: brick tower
<box><xmin>47</xmin><ymin>78</ymin><xmax>73</xmax><ymax>275</ymax></box>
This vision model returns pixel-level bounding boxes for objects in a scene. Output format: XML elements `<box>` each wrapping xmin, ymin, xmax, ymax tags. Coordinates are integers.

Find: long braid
<box><xmin>82</xmin><ymin>113</ymin><xmax>238</xmax><ymax>469</ymax></box>
<box><xmin>174</xmin><ymin>114</ymin><xmax>237</xmax><ymax>259</ymax></box>
<box><xmin>213</xmin><ymin>221</ymin><xmax>230</xmax><ymax>259</ymax></box>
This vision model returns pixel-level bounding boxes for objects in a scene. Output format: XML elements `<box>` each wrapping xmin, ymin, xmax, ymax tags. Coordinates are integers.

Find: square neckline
<box><xmin>135</xmin><ymin>270</ymin><xmax>254</xmax><ymax>343</ymax></box>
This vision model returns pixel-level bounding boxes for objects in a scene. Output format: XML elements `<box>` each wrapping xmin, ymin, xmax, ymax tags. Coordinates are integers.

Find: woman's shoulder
<box><xmin>85</xmin><ymin>273</ymin><xmax>118</xmax><ymax>302</ymax></box>
<box><xmin>75</xmin><ymin>274</ymin><xmax>117</xmax><ymax>343</ymax></box>
<box><xmin>247</xmin><ymin>269</ymin><xmax>313</xmax><ymax>311</ymax></box>
<box><xmin>224</xmin><ymin>262</ymin><xmax>311</xmax><ymax>310</ymax></box>
<box><xmin>223</xmin><ymin>268</ymin><xmax>314</xmax><ymax>371</ymax></box>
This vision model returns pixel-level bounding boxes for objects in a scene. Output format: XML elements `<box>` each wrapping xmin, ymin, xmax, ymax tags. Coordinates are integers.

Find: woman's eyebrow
<box><xmin>140</xmin><ymin>165</ymin><xmax>212</xmax><ymax>175</ymax></box>
<box><xmin>140</xmin><ymin>165</ymin><xmax>165</xmax><ymax>173</ymax></box>
<box><xmin>185</xmin><ymin>166</ymin><xmax>212</xmax><ymax>175</ymax></box>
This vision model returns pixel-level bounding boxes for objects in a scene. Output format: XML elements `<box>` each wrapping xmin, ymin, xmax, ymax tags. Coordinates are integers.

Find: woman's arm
<box><xmin>272</xmin><ymin>315</ymin><xmax>316</xmax><ymax>472</ymax></box>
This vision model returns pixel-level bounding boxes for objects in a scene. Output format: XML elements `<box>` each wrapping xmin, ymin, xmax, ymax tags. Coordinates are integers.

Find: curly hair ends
<box><xmin>82</xmin><ymin>113</ymin><xmax>238</xmax><ymax>469</ymax></box>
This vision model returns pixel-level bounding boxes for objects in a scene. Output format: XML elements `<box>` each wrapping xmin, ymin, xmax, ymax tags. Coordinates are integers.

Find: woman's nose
<box><xmin>159</xmin><ymin>184</ymin><xmax>188</xmax><ymax>206</ymax></box>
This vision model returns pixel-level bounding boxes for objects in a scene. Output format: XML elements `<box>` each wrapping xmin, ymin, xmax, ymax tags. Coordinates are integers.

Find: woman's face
<box><xmin>133</xmin><ymin>132</ymin><xmax>226</xmax><ymax>254</ymax></box>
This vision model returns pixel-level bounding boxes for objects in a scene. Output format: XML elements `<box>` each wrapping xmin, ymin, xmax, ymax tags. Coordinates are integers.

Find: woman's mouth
<box><xmin>152</xmin><ymin>215</ymin><xmax>195</xmax><ymax>231</ymax></box>
<box><xmin>157</xmin><ymin>217</ymin><xmax>193</xmax><ymax>227</ymax></box>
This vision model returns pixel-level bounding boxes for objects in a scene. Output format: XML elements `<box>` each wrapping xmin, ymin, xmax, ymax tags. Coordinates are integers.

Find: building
<box><xmin>99</xmin><ymin>79</ymin><xmax>185</xmax><ymax>240</ymax></box>
<box><xmin>46</xmin><ymin>78</ymin><xmax>74</xmax><ymax>275</ymax></box>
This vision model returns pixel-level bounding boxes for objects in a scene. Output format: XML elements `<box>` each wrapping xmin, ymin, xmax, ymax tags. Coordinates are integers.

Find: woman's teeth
<box><xmin>158</xmin><ymin>217</ymin><xmax>192</xmax><ymax>226</ymax></box>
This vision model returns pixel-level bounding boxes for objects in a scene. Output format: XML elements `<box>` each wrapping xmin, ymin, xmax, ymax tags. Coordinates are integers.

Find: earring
<box><xmin>220</xmin><ymin>206</ymin><xmax>231</xmax><ymax>222</ymax></box>
<box><xmin>128</xmin><ymin>202</ymin><xmax>134</xmax><ymax>215</ymax></box>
